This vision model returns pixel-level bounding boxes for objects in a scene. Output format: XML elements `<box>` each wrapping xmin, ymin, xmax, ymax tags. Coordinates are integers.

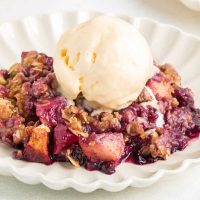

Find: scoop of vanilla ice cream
<box><xmin>54</xmin><ymin>16</ymin><xmax>153</xmax><ymax>110</ymax></box>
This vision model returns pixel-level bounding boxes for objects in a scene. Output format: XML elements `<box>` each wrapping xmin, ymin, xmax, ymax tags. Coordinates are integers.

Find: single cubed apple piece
<box><xmin>79</xmin><ymin>132</ymin><xmax>125</xmax><ymax>161</ymax></box>
<box><xmin>147</xmin><ymin>72</ymin><xmax>174</xmax><ymax>99</ymax></box>
<box><xmin>0</xmin><ymin>98</ymin><xmax>15</xmax><ymax>120</ymax></box>
<box><xmin>54</xmin><ymin>124</ymin><xmax>79</xmax><ymax>155</ymax></box>
<box><xmin>23</xmin><ymin>124</ymin><xmax>51</xmax><ymax>164</ymax></box>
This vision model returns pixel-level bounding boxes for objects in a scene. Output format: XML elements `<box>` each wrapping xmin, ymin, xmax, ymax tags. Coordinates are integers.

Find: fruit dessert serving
<box><xmin>0</xmin><ymin>16</ymin><xmax>199</xmax><ymax>174</ymax></box>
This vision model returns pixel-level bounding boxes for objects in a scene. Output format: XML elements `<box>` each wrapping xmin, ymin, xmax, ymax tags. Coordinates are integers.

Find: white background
<box><xmin>0</xmin><ymin>0</ymin><xmax>200</xmax><ymax>199</ymax></box>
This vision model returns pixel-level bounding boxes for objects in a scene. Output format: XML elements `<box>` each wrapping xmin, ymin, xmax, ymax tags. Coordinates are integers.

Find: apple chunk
<box><xmin>79</xmin><ymin>132</ymin><xmax>125</xmax><ymax>161</ymax></box>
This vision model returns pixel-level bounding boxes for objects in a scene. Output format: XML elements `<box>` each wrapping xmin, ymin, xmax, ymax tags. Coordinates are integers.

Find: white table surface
<box><xmin>0</xmin><ymin>0</ymin><xmax>200</xmax><ymax>199</ymax></box>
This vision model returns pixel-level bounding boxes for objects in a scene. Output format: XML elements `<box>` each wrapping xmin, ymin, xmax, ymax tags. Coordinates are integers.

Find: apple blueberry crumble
<box><xmin>0</xmin><ymin>51</ymin><xmax>199</xmax><ymax>174</ymax></box>
<box><xmin>0</xmin><ymin>16</ymin><xmax>200</xmax><ymax>174</ymax></box>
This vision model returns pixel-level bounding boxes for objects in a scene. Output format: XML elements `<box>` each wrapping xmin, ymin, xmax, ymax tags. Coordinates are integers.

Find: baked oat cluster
<box><xmin>0</xmin><ymin>51</ymin><xmax>199</xmax><ymax>174</ymax></box>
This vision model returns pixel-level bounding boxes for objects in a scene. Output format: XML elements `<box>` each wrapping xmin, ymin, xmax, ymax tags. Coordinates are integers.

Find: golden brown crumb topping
<box><xmin>136</xmin><ymin>87</ymin><xmax>153</xmax><ymax>103</ymax></box>
<box><xmin>62</xmin><ymin>105</ymin><xmax>89</xmax><ymax>137</ymax></box>
<box><xmin>0</xmin><ymin>98</ymin><xmax>15</xmax><ymax>120</ymax></box>
<box><xmin>159</xmin><ymin>63</ymin><xmax>181</xmax><ymax>87</ymax></box>
<box><xmin>66</xmin><ymin>149</ymin><xmax>80</xmax><ymax>168</ymax></box>
<box><xmin>126</xmin><ymin>119</ymin><xmax>145</xmax><ymax>138</ymax></box>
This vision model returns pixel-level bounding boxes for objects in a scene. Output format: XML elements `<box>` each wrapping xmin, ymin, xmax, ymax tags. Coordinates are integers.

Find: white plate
<box><xmin>0</xmin><ymin>11</ymin><xmax>200</xmax><ymax>193</ymax></box>
<box><xmin>179</xmin><ymin>0</ymin><xmax>200</xmax><ymax>11</ymax></box>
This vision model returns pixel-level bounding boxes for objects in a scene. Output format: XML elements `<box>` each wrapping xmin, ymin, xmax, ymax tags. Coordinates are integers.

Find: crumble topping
<box><xmin>66</xmin><ymin>149</ymin><xmax>80</xmax><ymax>168</ymax></box>
<box><xmin>62</xmin><ymin>105</ymin><xmax>89</xmax><ymax>137</ymax></box>
<box><xmin>0</xmin><ymin>51</ymin><xmax>199</xmax><ymax>174</ymax></box>
<box><xmin>0</xmin><ymin>98</ymin><xmax>15</xmax><ymax>120</ymax></box>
